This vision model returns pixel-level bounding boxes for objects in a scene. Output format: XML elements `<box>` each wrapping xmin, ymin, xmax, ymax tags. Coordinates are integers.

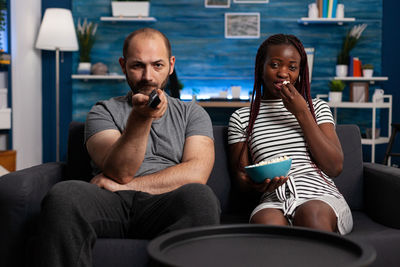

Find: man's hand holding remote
<box><xmin>131</xmin><ymin>89</ymin><xmax>168</xmax><ymax>119</ymax></box>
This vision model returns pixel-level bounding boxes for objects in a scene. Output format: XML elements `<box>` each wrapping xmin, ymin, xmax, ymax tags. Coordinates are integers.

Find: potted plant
<box><xmin>336</xmin><ymin>24</ymin><xmax>367</xmax><ymax>77</ymax></box>
<box><xmin>362</xmin><ymin>64</ymin><xmax>374</xmax><ymax>78</ymax></box>
<box><xmin>76</xmin><ymin>18</ymin><xmax>98</xmax><ymax>74</ymax></box>
<box><xmin>111</xmin><ymin>0</ymin><xmax>150</xmax><ymax>18</ymax></box>
<box><xmin>328</xmin><ymin>79</ymin><xmax>345</xmax><ymax>103</ymax></box>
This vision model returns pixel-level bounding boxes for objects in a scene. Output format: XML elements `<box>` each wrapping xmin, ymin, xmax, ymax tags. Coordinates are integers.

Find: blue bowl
<box><xmin>244</xmin><ymin>158</ymin><xmax>292</xmax><ymax>183</ymax></box>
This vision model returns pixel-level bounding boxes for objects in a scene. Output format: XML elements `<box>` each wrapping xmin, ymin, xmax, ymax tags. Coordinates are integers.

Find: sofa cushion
<box><xmin>348</xmin><ymin>211</ymin><xmax>400</xmax><ymax>267</ymax></box>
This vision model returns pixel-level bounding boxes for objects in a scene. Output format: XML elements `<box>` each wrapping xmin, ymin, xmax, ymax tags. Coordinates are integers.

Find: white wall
<box><xmin>11</xmin><ymin>0</ymin><xmax>42</xmax><ymax>169</ymax></box>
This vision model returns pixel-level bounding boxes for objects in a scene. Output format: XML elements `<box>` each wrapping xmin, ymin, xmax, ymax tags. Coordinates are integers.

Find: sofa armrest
<box><xmin>0</xmin><ymin>162</ymin><xmax>66</xmax><ymax>267</ymax></box>
<box><xmin>364</xmin><ymin>162</ymin><xmax>400</xmax><ymax>229</ymax></box>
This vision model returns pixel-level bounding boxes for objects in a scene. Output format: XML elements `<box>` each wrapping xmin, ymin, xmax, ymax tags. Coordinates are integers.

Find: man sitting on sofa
<box><xmin>35</xmin><ymin>28</ymin><xmax>220</xmax><ymax>267</ymax></box>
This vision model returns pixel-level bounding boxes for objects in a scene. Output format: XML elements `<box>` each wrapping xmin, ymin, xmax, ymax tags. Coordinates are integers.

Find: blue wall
<box><xmin>72</xmin><ymin>0</ymin><xmax>383</xmax><ymax>121</ymax></box>
<box><xmin>41</xmin><ymin>0</ymin><xmax>399</xmax><ymax>165</ymax></box>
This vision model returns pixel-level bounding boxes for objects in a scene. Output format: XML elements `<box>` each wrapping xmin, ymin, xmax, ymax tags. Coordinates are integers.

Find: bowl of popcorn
<box><xmin>244</xmin><ymin>156</ymin><xmax>292</xmax><ymax>183</ymax></box>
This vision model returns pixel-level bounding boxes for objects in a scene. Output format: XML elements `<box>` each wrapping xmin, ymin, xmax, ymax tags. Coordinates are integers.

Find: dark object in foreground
<box><xmin>148</xmin><ymin>224</ymin><xmax>375</xmax><ymax>267</ymax></box>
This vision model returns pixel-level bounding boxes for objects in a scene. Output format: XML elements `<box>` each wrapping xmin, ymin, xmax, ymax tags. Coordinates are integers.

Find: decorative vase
<box><xmin>111</xmin><ymin>1</ymin><xmax>150</xmax><ymax>17</ymax></box>
<box><xmin>329</xmin><ymin>91</ymin><xmax>342</xmax><ymax>103</ymax></box>
<box><xmin>336</xmin><ymin>65</ymin><xmax>348</xmax><ymax>77</ymax></box>
<box><xmin>77</xmin><ymin>62</ymin><xmax>92</xmax><ymax>75</ymax></box>
<box><xmin>363</xmin><ymin>69</ymin><xmax>374</xmax><ymax>78</ymax></box>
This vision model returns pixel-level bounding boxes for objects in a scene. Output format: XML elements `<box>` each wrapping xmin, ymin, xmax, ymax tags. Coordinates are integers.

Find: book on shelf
<box><xmin>353</xmin><ymin>57</ymin><xmax>362</xmax><ymax>77</ymax></box>
<box><xmin>317</xmin><ymin>0</ymin><xmax>338</xmax><ymax>18</ymax></box>
<box><xmin>348</xmin><ymin>56</ymin><xmax>354</xmax><ymax>77</ymax></box>
<box><xmin>322</xmin><ymin>0</ymin><xmax>329</xmax><ymax>18</ymax></box>
<box><xmin>317</xmin><ymin>0</ymin><xmax>323</xmax><ymax>17</ymax></box>
<box><xmin>327</xmin><ymin>0</ymin><xmax>333</xmax><ymax>18</ymax></box>
<box><xmin>331</xmin><ymin>0</ymin><xmax>338</xmax><ymax>18</ymax></box>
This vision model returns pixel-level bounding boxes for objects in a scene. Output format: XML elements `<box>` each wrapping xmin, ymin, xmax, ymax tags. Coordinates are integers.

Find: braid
<box><xmin>239</xmin><ymin>34</ymin><xmax>316</xmax><ymax>166</ymax></box>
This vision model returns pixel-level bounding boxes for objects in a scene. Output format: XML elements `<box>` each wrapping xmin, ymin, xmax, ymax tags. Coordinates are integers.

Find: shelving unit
<box><xmin>100</xmin><ymin>17</ymin><xmax>157</xmax><ymax>22</ymax></box>
<box><xmin>317</xmin><ymin>94</ymin><xmax>392</xmax><ymax>163</ymax></box>
<box><xmin>298</xmin><ymin>17</ymin><xmax>355</xmax><ymax>25</ymax></box>
<box><xmin>72</xmin><ymin>74</ymin><xmax>125</xmax><ymax>80</ymax></box>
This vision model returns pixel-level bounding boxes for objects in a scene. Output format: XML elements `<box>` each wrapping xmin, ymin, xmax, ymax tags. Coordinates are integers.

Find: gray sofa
<box><xmin>1</xmin><ymin>122</ymin><xmax>400</xmax><ymax>267</ymax></box>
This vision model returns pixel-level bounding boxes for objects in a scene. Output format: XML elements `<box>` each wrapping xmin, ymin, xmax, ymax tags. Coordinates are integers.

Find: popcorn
<box><xmin>282</xmin><ymin>81</ymin><xmax>290</xmax><ymax>85</ymax></box>
<box><xmin>249</xmin><ymin>155</ymin><xmax>290</xmax><ymax>168</ymax></box>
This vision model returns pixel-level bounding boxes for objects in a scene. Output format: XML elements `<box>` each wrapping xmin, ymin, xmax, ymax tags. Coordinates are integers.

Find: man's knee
<box><xmin>41</xmin><ymin>180</ymin><xmax>90</xmax><ymax>217</ymax></box>
<box><xmin>173</xmin><ymin>183</ymin><xmax>221</xmax><ymax>225</ymax></box>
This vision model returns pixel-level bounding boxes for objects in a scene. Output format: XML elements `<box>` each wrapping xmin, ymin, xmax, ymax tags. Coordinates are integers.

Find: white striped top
<box><xmin>228</xmin><ymin>98</ymin><xmax>343</xmax><ymax>202</ymax></box>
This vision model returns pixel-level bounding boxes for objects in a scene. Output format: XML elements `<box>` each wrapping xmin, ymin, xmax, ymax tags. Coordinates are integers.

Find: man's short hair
<box><xmin>122</xmin><ymin>28</ymin><xmax>172</xmax><ymax>58</ymax></box>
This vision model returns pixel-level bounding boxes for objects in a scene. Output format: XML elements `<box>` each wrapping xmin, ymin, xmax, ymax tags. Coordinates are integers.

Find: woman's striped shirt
<box><xmin>228</xmin><ymin>98</ymin><xmax>353</xmax><ymax>234</ymax></box>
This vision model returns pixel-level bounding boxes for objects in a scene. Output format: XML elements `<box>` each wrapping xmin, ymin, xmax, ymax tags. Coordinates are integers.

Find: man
<box><xmin>36</xmin><ymin>28</ymin><xmax>220</xmax><ymax>266</ymax></box>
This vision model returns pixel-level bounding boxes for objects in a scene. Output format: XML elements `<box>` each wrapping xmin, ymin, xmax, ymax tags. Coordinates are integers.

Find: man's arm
<box><xmin>86</xmin><ymin>90</ymin><xmax>167</xmax><ymax>184</ymax></box>
<box><xmin>91</xmin><ymin>135</ymin><xmax>215</xmax><ymax>194</ymax></box>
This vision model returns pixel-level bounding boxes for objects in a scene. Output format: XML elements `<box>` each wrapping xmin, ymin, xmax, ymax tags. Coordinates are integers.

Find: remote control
<box><xmin>148</xmin><ymin>89</ymin><xmax>161</xmax><ymax>109</ymax></box>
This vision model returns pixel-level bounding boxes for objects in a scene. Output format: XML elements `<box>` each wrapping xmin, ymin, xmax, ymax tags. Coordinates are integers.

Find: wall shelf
<box><xmin>100</xmin><ymin>16</ymin><xmax>157</xmax><ymax>22</ymax></box>
<box><xmin>72</xmin><ymin>74</ymin><xmax>125</xmax><ymax>80</ymax></box>
<box><xmin>298</xmin><ymin>17</ymin><xmax>355</xmax><ymax>25</ymax></box>
<box><xmin>334</xmin><ymin>76</ymin><xmax>388</xmax><ymax>84</ymax></box>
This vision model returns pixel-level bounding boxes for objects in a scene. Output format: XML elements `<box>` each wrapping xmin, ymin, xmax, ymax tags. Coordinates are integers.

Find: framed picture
<box><xmin>205</xmin><ymin>0</ymin><xmax>231</xmax><ymax>8</ymax></box>
<box><xmin>225</xmin><ymin>13</ymin><xmax>260</xmax><ymax>39</ymax></box>
<box><xmin>350</xmin><ymin>82</ymin><xmax>369</xmax><ymax>102</ymax></box>
<box><xmin>233</xmin><ymin>0</ymin><xmax>269</xmax><ymax>3</ymax></box>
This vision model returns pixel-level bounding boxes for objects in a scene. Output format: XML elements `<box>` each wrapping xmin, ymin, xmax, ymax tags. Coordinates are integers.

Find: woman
<box><xmin>228</xmin><ymin>34</ymin><xmax>353</xmax><ymax>234</ymax></box>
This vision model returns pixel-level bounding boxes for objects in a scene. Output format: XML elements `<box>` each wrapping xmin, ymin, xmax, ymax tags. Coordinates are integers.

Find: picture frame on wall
<box><xmin>205</xmin><ymin>0</ymin><xmax>231</xmax><ymax>8</ymax></box>
<box><xmin>225</xmin><ymin>13</ymin><xmax>260</xmax><ymax>39</ymax></box>
<box><xmin>233</xmin><ymin>0</ymin><xmax>269</xmax><ymax>3</ymax></box>
<box><xmin>350</xmin><ymin>82</ymin><xmax>369</xmax><ymax>102</ymax></box>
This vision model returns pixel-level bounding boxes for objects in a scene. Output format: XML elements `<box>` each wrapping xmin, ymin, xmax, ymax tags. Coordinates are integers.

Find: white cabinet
<box><xmin>317</xmin><ymin>94</ymin><xmax>392</xmax><ymax>163</ymax></box>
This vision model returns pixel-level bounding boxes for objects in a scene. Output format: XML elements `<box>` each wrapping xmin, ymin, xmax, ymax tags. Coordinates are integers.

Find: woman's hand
<box><xmin>279</xmin><ymin>83</ymin><xmax>344</xmax><ymax>177</ymax></box>
<box><xmin>251</xmin><ymin>176</ymin><xmax>289</xmax><ymax>193</ymax></box>
<box><xmin>229</xmin><ymin>142</ymin><xmax>288</xmax><ymax>193</ymax></box>
<box><xmin>280</xmin><ymin>83</ymin><xmax>308</xmax><ymax>117</ymax></box>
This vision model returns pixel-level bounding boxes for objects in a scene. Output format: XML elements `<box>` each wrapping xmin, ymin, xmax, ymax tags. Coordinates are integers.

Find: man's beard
<box><xmin>126</xmin><ymin>74</ymin><xmax>169</xmax><ymax>95</ymax></box>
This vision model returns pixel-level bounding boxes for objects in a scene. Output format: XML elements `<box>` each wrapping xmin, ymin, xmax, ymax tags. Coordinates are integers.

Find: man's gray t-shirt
<box><xmin>84</xmin><ymin>92</ymin><xmax>214</xmax><ymax>177</ymax></box>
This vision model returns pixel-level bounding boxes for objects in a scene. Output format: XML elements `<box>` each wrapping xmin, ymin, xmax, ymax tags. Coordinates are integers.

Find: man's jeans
<box><xmin>34</xmin><ymin>181</ymin><xmax>220</xmax><ymax>267</ymax></box>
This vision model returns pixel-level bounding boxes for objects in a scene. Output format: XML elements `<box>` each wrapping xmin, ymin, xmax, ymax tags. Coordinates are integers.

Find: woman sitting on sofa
<box><xmin>227</xmin><ymin>34</ymin><xmax>353</xmax><ymax>235</ymax></box>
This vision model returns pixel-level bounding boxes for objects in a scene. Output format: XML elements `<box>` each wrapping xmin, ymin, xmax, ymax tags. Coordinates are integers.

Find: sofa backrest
<box><xmin>66</xmin><ymin>122</ymin><xmax>364</xmax><ymax>212</ymax></box>
<box><xmin>66</xmin><ymin>121</ymin><xmax>92</xmax><ymax>181</ymax></box>
<box><xmin>334</xmin><ymin>124</ymin><xmax>364</xmax><ymax>210</ymax></box>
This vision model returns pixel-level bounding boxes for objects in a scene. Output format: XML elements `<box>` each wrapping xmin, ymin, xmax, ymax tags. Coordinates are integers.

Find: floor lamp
<box><xmin>35</xmin><ymin>8</ymin><xmax>78</xmax><ymax>161</ymax></box>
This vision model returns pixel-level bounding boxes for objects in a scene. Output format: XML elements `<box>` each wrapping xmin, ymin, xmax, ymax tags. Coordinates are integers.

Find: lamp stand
<box><xmin>55</xmin><ymin>48</ymin><xmax>60</xmax><ymax>162</ymax></box>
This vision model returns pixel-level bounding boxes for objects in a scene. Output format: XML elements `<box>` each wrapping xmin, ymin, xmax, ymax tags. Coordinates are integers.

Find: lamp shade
<box><xmin>36</xmin><ymin>8</ymin><xmax>78</xmax><ymax>51</ymax></box>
